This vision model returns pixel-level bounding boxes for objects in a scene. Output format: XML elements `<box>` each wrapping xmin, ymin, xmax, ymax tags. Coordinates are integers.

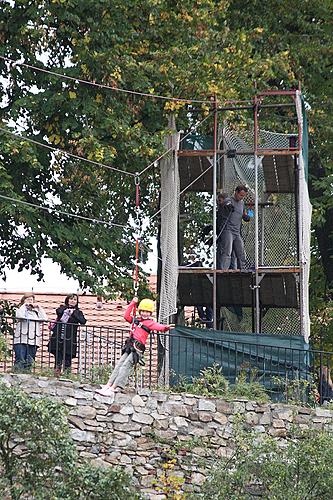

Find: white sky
<box><xmin>0</xmin><ymin>245</ymin><xmax>158</xmax><ymax>293</ymax></box>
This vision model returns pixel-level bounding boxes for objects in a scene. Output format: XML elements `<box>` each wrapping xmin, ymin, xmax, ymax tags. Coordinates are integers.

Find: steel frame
<box><xmin>177</xmin><ymin>89</ymin><xmax>305</xmax><ymax>334</ymax></box>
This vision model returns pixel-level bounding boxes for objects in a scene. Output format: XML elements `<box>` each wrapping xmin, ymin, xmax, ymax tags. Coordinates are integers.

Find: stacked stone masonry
<box><xmin>2</xmin><ymin>374</ymin><xmax>333</xmax><ymax>499</ymax></box>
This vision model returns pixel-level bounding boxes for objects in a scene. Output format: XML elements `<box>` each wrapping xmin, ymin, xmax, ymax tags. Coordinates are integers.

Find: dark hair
<box><xmin>65</xmin><ymin>294</ymin><xmax>78</xmax><ymax>307</ymax></box>
<box><xmin>235</xmin><ymin>185</ymin><xmax>248</xmax><ymax>193</ymax></box>
<box><xmin>217</xmin><ymin>192</ymin><xmax>228</xmax><ymax>200</ymax></box>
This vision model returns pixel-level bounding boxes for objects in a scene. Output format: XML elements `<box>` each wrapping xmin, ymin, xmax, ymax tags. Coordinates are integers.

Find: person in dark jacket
<box><xmin>217</xmin><ymin>185</ymin><xmax>253</xmax><ymax>270</ymax></box>
<box><xmin>48</xmin><ymin>293</ymin><xmax>86</xmax><ymax>375</ymax></box>
<box><xmin>318</xmin><ymin>366</ymin><xmax>333</xmax><ymax>405</ymax></box>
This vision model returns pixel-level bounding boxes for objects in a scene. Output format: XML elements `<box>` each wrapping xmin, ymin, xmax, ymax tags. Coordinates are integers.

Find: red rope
<box><xmin>134</xmin><ymin>177</ymin><xmax>140</xmax><ymax>293</ymax></box>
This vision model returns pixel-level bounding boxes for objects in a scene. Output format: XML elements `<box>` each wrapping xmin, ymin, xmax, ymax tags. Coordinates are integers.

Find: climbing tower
<box><xmin>159</xmin><ymin>90</ymin><xmax>311</xmax><ymax>342</ymax></box>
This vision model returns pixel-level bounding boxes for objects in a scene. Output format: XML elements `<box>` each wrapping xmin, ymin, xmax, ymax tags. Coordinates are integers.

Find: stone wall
<box><xmin>2</xmin><ymin>373</ymin><xmax>333</xmax><ymax>499</ymax></box>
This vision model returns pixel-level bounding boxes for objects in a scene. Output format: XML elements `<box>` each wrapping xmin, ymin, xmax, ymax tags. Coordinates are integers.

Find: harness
<box><xmin>122</xmin><ymin>318</ymin><xmax>152</xmax><ymax>366</ymax></box>
<box><xmin>133</xmin><ymin>318</ymin><xmax>152</xmax><ymax>336</ymax></box>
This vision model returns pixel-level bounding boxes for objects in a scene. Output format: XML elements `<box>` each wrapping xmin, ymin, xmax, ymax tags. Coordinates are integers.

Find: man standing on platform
<box><xmin>217</xmin><ymin>185</ymin><xmax>253</xmax><ymax>270</ymax></box>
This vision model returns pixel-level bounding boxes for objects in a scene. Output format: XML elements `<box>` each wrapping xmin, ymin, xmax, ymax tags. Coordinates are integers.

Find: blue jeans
<box><xmin>14</xmin><ymin>344</ymin><xmax>38</xmax><ymax>370</ymax></box>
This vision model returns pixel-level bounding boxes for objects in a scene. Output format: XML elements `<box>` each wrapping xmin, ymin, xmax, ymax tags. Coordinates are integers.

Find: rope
<box><xmin>138</xmin><ymin>112</ymin><xmax>213</xmax><ymax>177</ymax></box>
<box><xmin>0</xmin><ymin>127</ymin><xmax>135</xmax><ymax>177</ymax></box>
<box><xmin>1</xmin><ymin>56</ymin><xmax>212</xmax><ymax>104</ymax></box>
<box><xmin>0</xmin><ymin>194</ymin><xmax>126</xmax><ymax>228</ymax></box>
<box><xmin>150</xmin><ymin>160</ymin><xmax>213</xmax><ymax>221</ymax></box>
<box><xmin>0</xmin><ymin>112</ymin><xmax>212</xmax><ymax>181</ymax></box>
<box><xmin>133</xmin><ymin>175</ymin><xmax>141</xmax><ymax>293</ymax></box>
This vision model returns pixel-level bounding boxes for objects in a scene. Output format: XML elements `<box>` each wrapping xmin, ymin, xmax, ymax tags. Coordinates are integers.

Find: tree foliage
<box><xmin>0</xmin><ymin>383</ymin><xmax>139</xmax><ymax>499</ymax></box>
<box><xmin>0</xmin><ymin>0</ymin><xmax>332</xmax><ymax>301</ymax></box>
<box><xmin>201</xmin><ymin>427</ymin><xmax>333</xmax><ymax>499</ymax></box>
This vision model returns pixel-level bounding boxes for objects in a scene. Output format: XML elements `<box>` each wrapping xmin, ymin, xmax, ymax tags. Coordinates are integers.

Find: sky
<box><xmin>0</xmin><ymin>258</ymin><xmax>80</xmax><ymax>293</ymax></box>
<box><xmin>0</xmin><ymin>243</ymin><xmax>158</xmax><ymax>293</ymax></box>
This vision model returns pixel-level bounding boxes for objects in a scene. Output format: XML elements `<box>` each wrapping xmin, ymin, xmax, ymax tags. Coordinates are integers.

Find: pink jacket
<box><xmin>124</xmin><ymin>300</ymin><xmax>170</xmax><ymax>345</ymax></box>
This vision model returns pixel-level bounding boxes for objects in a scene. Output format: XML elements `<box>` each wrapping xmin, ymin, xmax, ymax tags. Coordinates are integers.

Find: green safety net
<box><xmin>169</xmin><ymin>326</ymin><xmax>311</xmax><ymax>394</ymax></box>
<box><xmin>181</xmin><ymin>133</ymin><xmax>213</xmax><ymax>150</ymax></box>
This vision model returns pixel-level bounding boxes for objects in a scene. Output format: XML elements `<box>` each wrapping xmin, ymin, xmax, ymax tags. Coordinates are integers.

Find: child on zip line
<box><xmin>96</xmin><ymin>296</ymin><xmax>173</xmax><ymax>397</ymax></box>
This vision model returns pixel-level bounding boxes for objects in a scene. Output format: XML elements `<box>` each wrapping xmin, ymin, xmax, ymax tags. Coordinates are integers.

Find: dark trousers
<box><xmin>54</xmin><ymin>348</ymin><xmax>72</xmax><ymax>370</ymax></box>
<box><xmin>197</xmin><ymin>306</ymin><xmax>214</xmax><ymax>328</ymax></box>
<box><xmin>14</xmin><ymin>343</ymin><xmax>37</xmax><ymax>370</ymax></box>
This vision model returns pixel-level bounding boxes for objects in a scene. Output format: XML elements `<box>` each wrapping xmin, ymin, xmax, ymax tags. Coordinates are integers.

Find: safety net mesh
<box><xmin>158</xmin><ymin>125</ymin><xmax>180</xmax><ymax>324</ymax></box>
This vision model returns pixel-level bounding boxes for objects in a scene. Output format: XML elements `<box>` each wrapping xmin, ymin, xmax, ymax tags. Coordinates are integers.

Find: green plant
<box><xmin>0</xmin><ymin>383</ymin><xmax>76</xmax><ymax>499</ymax></box>
<box><xmin>272</xmin><ymin>375</ymin><xmax>318</xmax><ymax>406</ymax></box>
<box><xmin>172</xmin><ymin>364</ymin><xmax>229</xmax><ymax>397</ymax></box>
<box><xmin>0</xmin><ymin>383</ymin><xmax>139</xmax><ymax>499</ymax></box>
<box><xmin>56</xmin><ymin>463</ymin><xmax>141</xmax><ymax>500</ymax></box>
<box><xmin>0</xmin><ymin>300</ymin><xmax>15</xmax><ymax>361</ymax></box>
<box><xmin>0</xmin><ymin>333</ymin><xmax>10</xmax><ymax>362</ymax></box>
<box><xmin>155</xmin><ymin>458</ymin><xmax>186</xmax><ymax>500</ymax></box>
<box><xmin>152</xmin><ymin>445</ymin><xmax>186</xmax><ymax>499</ymax></box>
<box><xmin>171</xmin><ymin>365</ymin><xmax>270</xmax><ymax>402</ymax></box>
<box><xmin>89</xmin><ymin>363</ymin><xmax>112</xmax><ymax>385</ymax></box>
<box><xmin>229</xmin><ymin>368</ymin><xmax>269</xmax><ymax>403</ymax></box>
<box><xmin>200</xmin><ymin>427</ymin><xmax>333</xmax><ymax>499</ymax></box>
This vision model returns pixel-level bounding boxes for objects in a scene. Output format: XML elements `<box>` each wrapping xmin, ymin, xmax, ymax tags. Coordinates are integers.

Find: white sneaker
<box><xmin>96</xmin><ymin>386</ymin><xmax>114</xmax><ymax>397</ymax></box>
<box><xmin>100</xmin><ymin>383</ymin><xmax>111</xmax><ymax>390</ymax></box>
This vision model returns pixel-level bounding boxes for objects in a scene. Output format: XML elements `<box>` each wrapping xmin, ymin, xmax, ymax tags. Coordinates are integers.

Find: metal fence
<box><xmin>1</xmin><ymin>316</ymin><xmax>332</xmax><ymax>404</ymax></box>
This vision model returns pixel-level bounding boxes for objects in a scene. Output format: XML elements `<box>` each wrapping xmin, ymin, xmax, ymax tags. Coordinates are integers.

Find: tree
<box><xmin>201</xmin><ymin>427</ymin><xmax>333</xmax><ymax>499</ymax></box>
<box><xmin>0</xmin><ymin>1</ymin><xmax>331</xmax><ymax>301</ymax></box>
<box><xmin>0</xmin><ymin>0</ymin><xmax>304</xmax><ymax>296</ymax></box>
<box><xmin>0</xmin><ymin>383</ymin><xmax>139</xmax><ymax>499</ymax></box>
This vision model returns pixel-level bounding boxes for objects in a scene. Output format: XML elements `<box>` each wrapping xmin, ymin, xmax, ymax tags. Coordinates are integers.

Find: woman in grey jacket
<box><xmin>14</xmin><ymin>293</ymin><xmax>48</xmax><ymax>371</ymax></box>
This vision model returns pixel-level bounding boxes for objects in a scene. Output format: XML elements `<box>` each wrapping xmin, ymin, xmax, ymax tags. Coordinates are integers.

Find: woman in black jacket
<box><xmin>48</xmin><ymin>293</ymin><xmax>86</xmax><ymax>375</ymax></box>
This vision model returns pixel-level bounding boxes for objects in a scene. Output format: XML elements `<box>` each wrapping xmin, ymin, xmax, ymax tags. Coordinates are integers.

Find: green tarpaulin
<box><xmin>169</xmin><ymin>327</ymin><xmax>310</xmax><ymax>391</ymax></box>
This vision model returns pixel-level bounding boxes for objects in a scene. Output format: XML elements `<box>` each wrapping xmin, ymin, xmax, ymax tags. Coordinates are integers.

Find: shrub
<box><xmin>57</xmin><ymin>463</ymin><xmax>141</xmax><ymax>500</ymax></box>
<box><xmin>229</xmin><ymin>368</ymin><xmax>269</xmax><ymax>403</ymax></box>
<box><xmin>172</xmin><ymin>364</ymin><xmax>229</xmax><ymax>397</ymax></box>
<box><xmin>272</xmin><ymin>375</ymin><xmax>318</xmax><ymax>406</ymax></box>
<box><xmin>0</xmin><ymin>383</ymin><xmax>76</xmax><ymax>499</ymax></box>
<box><xmin>200</xmin><ymin>428</ymin><xmax>333</xmax><ymax>499</ymax></box>
<box><xmin>0</xmin><ymin>383</ymin><xmax>139</xmax><ymax>499</ymax></box>
<box><xmin>172</xmin><ymin>364</ymin><xmax>270</xmax><ymax>402</ymax></box>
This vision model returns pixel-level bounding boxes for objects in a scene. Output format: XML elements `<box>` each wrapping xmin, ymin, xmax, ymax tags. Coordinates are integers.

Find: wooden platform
<box><xmin>178</xmin><ymin>268</ymin><xmax>299</xmax><ymax>308</ymax></box>
<box><xmin>178</xmin><ymin>155</ymin><xmax>213</xmax><ymax>192</ymax></box>
<box><xmin>262</xmin><ymin>154</ymin><xmax>296</xmax><ymax>193</ymax></box>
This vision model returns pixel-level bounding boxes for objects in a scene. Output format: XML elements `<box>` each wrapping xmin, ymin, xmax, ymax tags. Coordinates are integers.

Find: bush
<box><xmin>56</xmin><ymin>463</ymin><xmax>141</xmax><ymax>500</ymax></box>
<box><xmin>0</xmin><ymin>383</ymin><xmax>140</xmax><ymax>499</ymax></box>
<box><xmin>200</xmin><ymin>427</ymin><xmax>333</xmax><ymax>499</ymax></box>
<box><xmin>229</xmin><ymin>369</ymin><xmax>269</xmax><ymax>403</ymax></box>
<box><xmin>0</xmin><ymin>383</ymin><xmax>76</xmax><ymax>499</ymax></box>
<box><xmin>172</xmin><ymin>364</ymin><xmax>229</xmax><ymax>397</ymax></box>
<box><xmin>172</xmin><ymin>364</ymin><xmax>269</xmax><ymax>402</ymax></box>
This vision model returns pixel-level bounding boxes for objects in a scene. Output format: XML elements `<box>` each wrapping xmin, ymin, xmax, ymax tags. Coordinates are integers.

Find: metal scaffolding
<box><xmin>171</xmin><ymin>89</ymin><xmax>311</xmax><ymax>341</ymax></box>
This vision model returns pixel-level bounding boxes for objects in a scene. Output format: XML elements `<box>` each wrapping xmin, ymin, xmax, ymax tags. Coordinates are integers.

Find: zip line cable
<box><xmin>0</xmin><ymin>56</ymin><xmax>256</xmax><ymax>106</ymax></box>
<box><xmin>0</xmin><ymin>194</ymin><xmax>126</xmax><ymax>228</ymax></box>
<box><xmin>0</xmin><ymin>113</ymin><xmax>214</xmax><ymax>235</ymax></box>
<box><xmin>1</xmin><ymin>56</ymin><xmax>212</xmax><ymax>104</ymax></box>
<box><xmin>0</xmin><ymin>112</ymin><xmax>213</xmax><ymax>180</ymax></box>
<box><xmin>0</xmin><ymin>127</ymin><xmax>135</xmax><ymax>177</ymax></box>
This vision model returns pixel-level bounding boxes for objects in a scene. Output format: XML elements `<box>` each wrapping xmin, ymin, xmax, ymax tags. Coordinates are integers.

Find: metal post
<box><xmin>260</xmin><ymin>203</ymin><xmax>265</xmax><ymax>265</ymax></box>
<box><xmin>253</xmin><ymin>95</ymin><xmax>260</xmax><ymax>333</ymax></box>
<box><xmin>212</xmin><ymin>95</ymin><xmax>218</xmax><ymax>330</ymax></box>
